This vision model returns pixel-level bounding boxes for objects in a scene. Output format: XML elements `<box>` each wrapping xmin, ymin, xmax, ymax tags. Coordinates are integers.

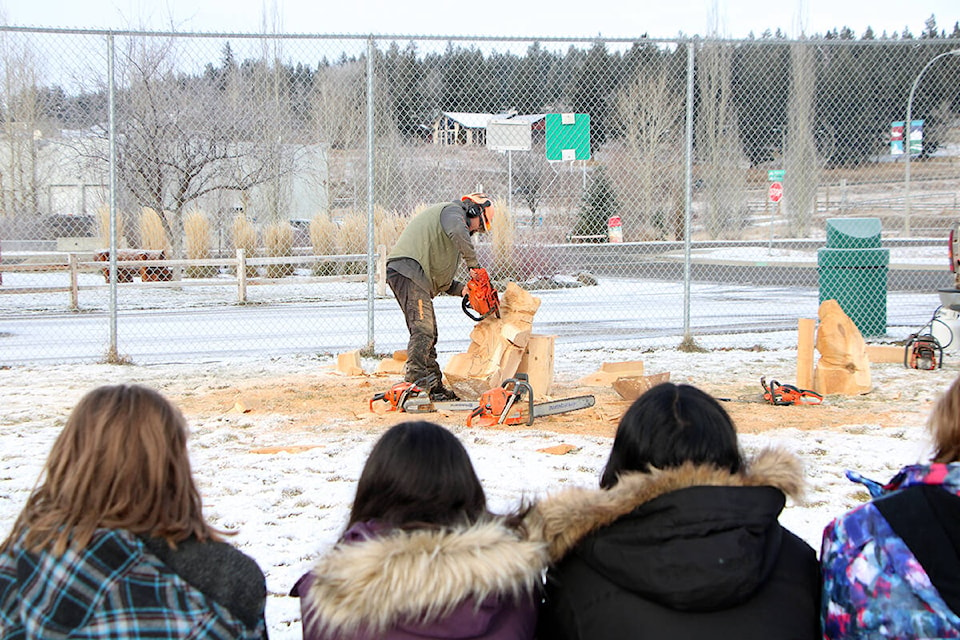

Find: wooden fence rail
<box><xmin>0</xmin><ymin>247</ymin><xmax>389</xmax><ymax>310</ymax></box>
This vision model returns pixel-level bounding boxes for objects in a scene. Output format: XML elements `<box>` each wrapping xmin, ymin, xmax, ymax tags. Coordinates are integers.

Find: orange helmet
<box><xmin>462</xmin><ymin>193</ymin><xmax>493</xmax><ymax>232</ymax></box>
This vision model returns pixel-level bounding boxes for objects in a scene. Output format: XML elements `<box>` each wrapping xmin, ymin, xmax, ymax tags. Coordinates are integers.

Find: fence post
<box><xmin>69</xmin><ymin>253</ymin><xmax>79</xmax><ymax>311</ymax></box>
<box><xmin>376</xmin><ymin>244</ymin><xmax>387</xmax><ymax>296</ymax></box>
<box><xmin>237</xmin><ymin>248</ymin><xmax>247</xmax><ymax>303</ymax></box>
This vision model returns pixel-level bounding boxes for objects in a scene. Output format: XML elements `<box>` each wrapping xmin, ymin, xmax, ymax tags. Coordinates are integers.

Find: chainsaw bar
<box><xmin>532</xmin><ymin>395</ymin><xmax>596</xmax><ymax>418</ymax></box>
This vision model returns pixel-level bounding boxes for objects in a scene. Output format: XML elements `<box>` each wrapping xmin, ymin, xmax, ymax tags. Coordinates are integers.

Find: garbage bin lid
<box><xmin>825</xmin><ymin>218</ymin><xmax>882</xmax><ymax>249</ymax></box>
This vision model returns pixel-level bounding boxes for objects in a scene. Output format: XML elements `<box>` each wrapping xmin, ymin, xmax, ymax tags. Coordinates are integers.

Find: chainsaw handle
<box><xmin>466</xmin><ymin>404</ymin><xmax>484</xmax><ymax>428</ymax></box>
<box><xmin>462</xmin><ymin>294</ymin><xmax>483</xmax><ymax>322</ymax></box>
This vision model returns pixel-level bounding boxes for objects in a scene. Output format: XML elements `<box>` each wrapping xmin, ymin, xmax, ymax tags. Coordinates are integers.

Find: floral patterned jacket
<box><xmin>820</xmin><ymin>463</ymin><xmax>960</xmax><ymax>639</ymax></box>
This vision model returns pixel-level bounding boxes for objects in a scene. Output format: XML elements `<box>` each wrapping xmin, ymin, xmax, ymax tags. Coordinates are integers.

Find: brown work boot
<box><xmin>429</xmin><ymin>385</ymin><xmax>459</xmax><ymax>402</ymax></box>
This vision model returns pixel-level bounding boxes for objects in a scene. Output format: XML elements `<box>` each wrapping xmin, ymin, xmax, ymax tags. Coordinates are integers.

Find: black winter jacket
<box><xmin>528</xmin><ymin>448</ymin><xmax>820</xmax><ymax>640</ymax></box>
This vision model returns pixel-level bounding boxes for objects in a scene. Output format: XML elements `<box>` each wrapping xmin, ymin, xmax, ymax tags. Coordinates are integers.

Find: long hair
<box><xmin>347</xmin><ymin>421</ymin><xmax>488</xmax><ymax>530</ymax></box>
<box><xmin>2</xmin><ymin>384</ymin><xmax>220</xmax><ymax>555</ymax></box>
<box><xmin>600</xmin><ymin>382</ymin><xmax>744</xmax><ymax>489</ymax></box>
<box><xmin>929</xmin><ymin>375</ymin><xmax>960</xmax><ymax>463</ymax></box>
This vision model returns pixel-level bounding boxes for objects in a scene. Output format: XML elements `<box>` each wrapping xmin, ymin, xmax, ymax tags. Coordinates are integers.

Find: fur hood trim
<box><xmin>527</xmin><ymin>446</ymin><xmax>805</xmax><ymax>561</ymax></box>
<box><xmin>302</xmin><ymin>519</ymin><xmax>547</xmax><ymax>636</ymax></box>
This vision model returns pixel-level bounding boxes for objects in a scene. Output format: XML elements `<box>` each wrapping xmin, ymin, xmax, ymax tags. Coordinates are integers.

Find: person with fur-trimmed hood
<box><xmin>290</xmin><ymin>420</ymin><xmax>546</xmax><ymax>640</ymax></box>
<box><xmin>526</xmin><ymin>382</ymin><xmax>820</xmax><ymax>640</ymax></box>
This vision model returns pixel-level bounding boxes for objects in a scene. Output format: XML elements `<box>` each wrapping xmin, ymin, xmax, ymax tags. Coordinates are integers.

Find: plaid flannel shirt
<box><xmin>0</xmin><ymin>528</ymin><xmax>266</xmax><ymax>639</ymax></box>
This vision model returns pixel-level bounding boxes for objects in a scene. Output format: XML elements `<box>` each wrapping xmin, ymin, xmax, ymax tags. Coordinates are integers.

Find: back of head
<box><xmin>929</xmin><ymin>375</ymin><xmax>960</xmax><ymax>463</ymax></box>
<box><xmin>349</xmin><ymin>421</ymin><xmax>487</xmax><ymax>529</ymax></box>
<box><xmin>600</xmin><ymin>382</ymin><xmax>743</xmax><ymax>488</ymax></box>
<box><xmin>4</xmin><ymin>384</ymin><xmax>214</xmax><ymax>555</ymax></box>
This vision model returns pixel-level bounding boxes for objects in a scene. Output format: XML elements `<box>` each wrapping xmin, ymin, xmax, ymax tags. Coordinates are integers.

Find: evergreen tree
<box><xmin>574</xmin><ymin>166</ymin><xmax>619</xmax><ymax>242</ymax></box>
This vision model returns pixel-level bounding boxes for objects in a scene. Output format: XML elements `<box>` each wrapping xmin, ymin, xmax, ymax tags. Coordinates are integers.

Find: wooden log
<box><xmin>578</xmin><ymin>361</ymin><xmax>644</xmax><ymax>387</ymax></box>
<box><xmin>865</xmin><ymin>344</ymin><xmax>906</xmax><ymax>364</ymax></box>
<box><xmin>797</xmin><ymin>317</ymin><xmax>816</xmax><ymax>390</ymax></box>
<box><xmin>517</xmin><ymin>334</ymin><xmax>556</xmax><ymax>396</ymax></box>
<box><xmin>612</xmin><ymin>372</ymin><xmax>671</xmax><ymax>402</ymax></box>
<box><xmin>813</xmin><ymin>299</ymin><xmax>872</xmax><ymax>395</ymax></box>
<box><xmin>336</xmin><ymin>350</ymin><xmax>365</xmax><ymax>376</ymax></box>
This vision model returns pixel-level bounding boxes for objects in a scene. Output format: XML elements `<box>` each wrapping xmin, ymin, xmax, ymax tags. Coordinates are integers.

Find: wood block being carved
<box><xmin>814</xmin><ymin>299</ymin><xmax>872</xmax><ymax>395</ymax></box>
<box><xmin>517</xmin><ymin>334</ymin><xmax>556</xmax><ymax>396</ymax></box>
<box><xmin>444</xmin><ymin>282</ymin><xmax>541</xmax><ymax>400</ymax></box>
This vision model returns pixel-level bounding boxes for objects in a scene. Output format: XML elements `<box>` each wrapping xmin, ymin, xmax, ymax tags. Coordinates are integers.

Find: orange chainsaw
<box><xmin>467</xmin><ymin>374</ymin><xmax>595</xmax><ymax>428</ymax></box>
<box><xmin>462</xmin><ymin>268</ymin><xmax>500</xmax><ymax>321</ymax></box>
<box><xmin>760</xmin><ymin>377</ymin><xmax>823</xmax><ymax>406</ymax></box>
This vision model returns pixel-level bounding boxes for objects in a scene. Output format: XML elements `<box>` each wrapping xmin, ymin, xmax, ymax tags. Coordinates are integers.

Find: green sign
<box><xmin>545</xmin><ymin>113</ymin><xmax>591</xmax><ymax>161</ymax></box>
<box><xmin>767</xmin><ymin>169</ymin><xmax>785</xmax><ymax>182</ymax></box>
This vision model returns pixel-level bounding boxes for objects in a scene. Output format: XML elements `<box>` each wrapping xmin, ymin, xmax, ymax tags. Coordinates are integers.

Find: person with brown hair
<box><xmin>290</xmin><ymin>420</ymin><xmax>545</xmax><ymax>640</ymax></box>
<box><xmin>0</xmin><ymin>383</ymin><xmax>267</xmax><ymax>639</ymax></box>
<box><xmin>821</xmin><ymin>373</ymin><xmax>960</xmax><ymax>638</ymax></box>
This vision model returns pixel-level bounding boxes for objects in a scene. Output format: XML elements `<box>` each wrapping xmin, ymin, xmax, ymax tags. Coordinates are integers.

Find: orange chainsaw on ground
<box><xmin>467</xmin><ymin>374</ymin><xmax>595</xmax><ymax>428</ymax></box>
<box><xmin>760</xmin><ymin>377</ymin><xmax>823</xmax><ymax>406</ymax></box>
<box><xmin>462</xmin><ymin>268</ymin><xmax>500</xmax><ymax>322</ymax></box>
<box><xmin>369</xmin><ymin>377</ymin><xmax>475</xmax><ymax>413</ymax></box>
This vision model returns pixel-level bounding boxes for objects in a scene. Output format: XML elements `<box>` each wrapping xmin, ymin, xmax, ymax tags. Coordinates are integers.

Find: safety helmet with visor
<box><xmin>462</xmin><ymin>193</ymin><xmax>493</xmax><ymax>233</ymax></box>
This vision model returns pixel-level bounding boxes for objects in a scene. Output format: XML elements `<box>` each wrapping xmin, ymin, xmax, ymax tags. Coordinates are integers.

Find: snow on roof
<box><xmin>441</xmin><ymin>112</ymin><xmax>495</xmax><ymax>129</ymax></box>
<box><xmin>440</xmin><ymin>112</ymin><xmax>546</xmax><ymax>129</ymax></box>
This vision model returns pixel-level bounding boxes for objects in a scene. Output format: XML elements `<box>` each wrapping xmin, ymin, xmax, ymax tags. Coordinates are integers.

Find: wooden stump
<box><xmin>444</xmin><ymin>283</ymin><xmax>541</xmax><ymax>400</ymax></box>
<box><xmin>814</xmin><ymin>299</ymin><xmax>872</xmax><ymax>395</ymax></box>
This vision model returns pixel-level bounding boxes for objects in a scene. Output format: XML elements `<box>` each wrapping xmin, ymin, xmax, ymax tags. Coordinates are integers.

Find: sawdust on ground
<box><xmin>173</xmin><ymin>371</ymin><xmax>927</xmax><ymax>443</ymax></box>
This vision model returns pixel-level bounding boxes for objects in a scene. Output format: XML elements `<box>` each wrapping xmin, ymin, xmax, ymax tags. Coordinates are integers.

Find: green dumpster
<box><xmin>817</xmin><ymin>218</ymin><xmax>888</xmax><ymax>337</ymax></box>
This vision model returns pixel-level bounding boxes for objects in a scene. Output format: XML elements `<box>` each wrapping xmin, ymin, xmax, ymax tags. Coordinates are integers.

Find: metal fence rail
<box><xmin>1</xmin><ymin>26</ymin><xmax>959</xmax><ymax>363</ymax></box>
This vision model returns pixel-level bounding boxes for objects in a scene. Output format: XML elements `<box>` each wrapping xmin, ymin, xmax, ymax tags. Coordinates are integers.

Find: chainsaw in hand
<box><xmin>462</xmin><ymin>268</ymin><xmax>500</xmax><ymax>322</ymax></box>
<box><xmin>467</xmin><ymin>374</ymin><xmax>595</xmax><ymax>428</ymax></box>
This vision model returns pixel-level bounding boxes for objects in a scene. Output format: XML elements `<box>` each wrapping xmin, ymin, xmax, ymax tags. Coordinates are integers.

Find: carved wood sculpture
<box><xmin>444</xmin><ymin>282</ymin><xmax>541</xmax><ymax>400</ymax></box>
<box><xmin>814</xmin><ymin>299</ymin><xmax>872</xmax><ymax>395</ymax></box>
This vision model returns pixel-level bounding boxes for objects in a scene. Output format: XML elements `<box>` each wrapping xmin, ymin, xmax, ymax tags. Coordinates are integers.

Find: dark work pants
<box><xmin>386</xmin><ymin>270</ymin><xmax>441</xmax><ymax>389</ymax></box>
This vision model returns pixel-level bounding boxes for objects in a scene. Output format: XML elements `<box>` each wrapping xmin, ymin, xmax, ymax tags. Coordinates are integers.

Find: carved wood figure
<box><xmin>444</xmin><ymin>282</ymin><xmax>541</xmax><ymax>400</ymax></box>
<box><xmin>814</xmin><ymin>299</ymin><xmax>872</xmax><ymax>395</ymax></box>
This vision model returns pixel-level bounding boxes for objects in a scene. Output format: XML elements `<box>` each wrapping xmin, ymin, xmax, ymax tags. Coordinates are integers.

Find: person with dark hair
<box><xmin>0</xmin><ymin>384</ymin><xmax>267</xmax><ymax>639</ymax></box>
<box><xmin>821</xmin><ymin>374</ymin><xmax>960</xmax><ymax>638</ymax></box>
<box><xmin>527</xmin><ymin>382</ymin><xmax>820</xmax><ymax>639</ymax></box>
<box><xmin>290</xmin><ymin>420</ymin><xmax>545</xmax><ymax>640</ymax></box>
<box><xmin>386</xmin><ymin>193</ymin><xmax>495</xmax><ymax>401</ymax></box>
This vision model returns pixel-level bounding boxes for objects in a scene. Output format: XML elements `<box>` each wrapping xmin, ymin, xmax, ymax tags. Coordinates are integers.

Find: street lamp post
<box><xmin>904</xmin><ymin>48</ymin><xmax>960</xmax><ymax>237</ymax></box>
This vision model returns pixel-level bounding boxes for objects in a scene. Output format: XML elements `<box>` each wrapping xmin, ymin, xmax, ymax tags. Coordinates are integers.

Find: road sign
<box><xmin>769</xmin><ymin>181</ymin><xmax>784</xmax><ymax>203</ymax></box>
<box><xmin>767</xmin><ymin>169</ymin><xmax>785</xmax><ymax>182</ymax></box>
<box><xmin>545</xmin><ymin>113</ymin><xmax>591</xmax><ymax>161</ymax></box>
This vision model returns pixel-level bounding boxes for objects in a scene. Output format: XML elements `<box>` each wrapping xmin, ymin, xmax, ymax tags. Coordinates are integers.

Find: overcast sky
<box><xmin>2</xmin><ymin>0</ymin><xmax>958</xmax><ymax>40</ymax></box>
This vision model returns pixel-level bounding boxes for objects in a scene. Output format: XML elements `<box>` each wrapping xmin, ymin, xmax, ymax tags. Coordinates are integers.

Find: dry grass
<box><xmin>231</xmin><ymin>214</ymin><xmax>259</xmax><ymax>277</ymax></box>
<box><xmin>96</xmin><ymin>205</ymin><xmax>126</xmax><ymax>248</ymax></box>
<box><xmin>184</xmin><ymin>210</ymin><xmax>217</xmax><ymax>278</ymax></box>
<box><xmin>140</xmin><ymin>207</ymin><xmax>170</xmax><ymax>252</ymax></box>
<box><xmin>310</xmin><ymin>213</ymin><xmax>339</xmax><ymax>255</ymax></box>
<box><xmin>264</xmin><ymin>222</ymin><xmax>295</xmax><ymax>278</ymax></box>
<box><xmin>374</xmin><ymin>205</ymin><xmax>408</xmax><ymax>255</ymax></box>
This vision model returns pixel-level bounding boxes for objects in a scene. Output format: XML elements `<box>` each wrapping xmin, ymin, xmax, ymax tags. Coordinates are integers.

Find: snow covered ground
<box><xmin>1</xmin><ymin>348</ymin><xmax>957</xmax><ymax>638</ymax></box>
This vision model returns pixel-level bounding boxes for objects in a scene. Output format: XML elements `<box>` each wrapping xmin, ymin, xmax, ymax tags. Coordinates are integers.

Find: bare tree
<box><xmin>784</xmin><ymin>41</ymin><xmax>819</xmax><ymax>236</ymax></box>
<box><xmin>0</xmin><ymin>32</ymin><xmax>47</xmax><ymax>218</ymax></box>
<box><xmin>613</xmin><ymin>59</ymin><xmax>685</xmax><ymax>239</ymax></box>
<box><xmin>76</xmin><ymin>36</ymin><xmax>289</xmax><ymax>259</ymax></box>
<box><xmin>696</xmin><ymin>41</ymin><xmax>750</xmax><ymax>239</ymax></box>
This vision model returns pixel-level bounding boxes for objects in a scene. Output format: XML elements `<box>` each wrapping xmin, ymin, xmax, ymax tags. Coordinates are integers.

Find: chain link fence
<box><xmin>2</xmin><ymin>27</ymin><xmax>960</xmax><ymax>363</ymax></box>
